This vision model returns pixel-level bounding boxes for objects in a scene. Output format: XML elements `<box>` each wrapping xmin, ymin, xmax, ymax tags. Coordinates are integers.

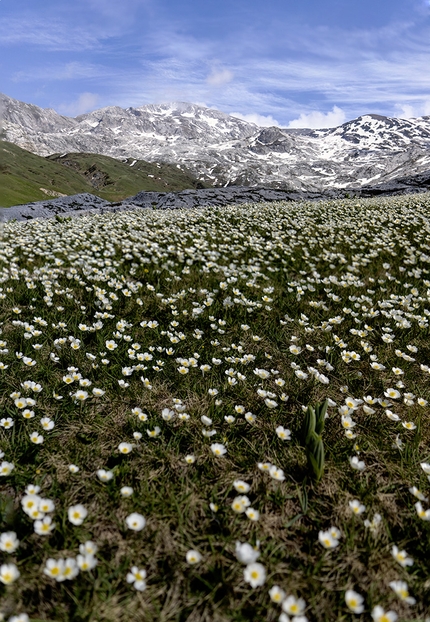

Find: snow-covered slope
<box><xmin>2</xmin><ymin>93</ymin><xmax>430</xmax><ymax>190</ymax></box>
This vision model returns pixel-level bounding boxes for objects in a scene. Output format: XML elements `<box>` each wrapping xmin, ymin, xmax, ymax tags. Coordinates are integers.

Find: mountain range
<box><xmin>1</xmin><ymin>92</ymin><xmax>430</xmax><ymax>198</ymax></box>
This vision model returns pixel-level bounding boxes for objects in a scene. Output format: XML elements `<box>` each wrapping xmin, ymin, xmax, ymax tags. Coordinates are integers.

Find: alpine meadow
<box><xmin>1</xmin><ymin>194</ymin><xmax>430</xmax><ymax>622</ymax></box>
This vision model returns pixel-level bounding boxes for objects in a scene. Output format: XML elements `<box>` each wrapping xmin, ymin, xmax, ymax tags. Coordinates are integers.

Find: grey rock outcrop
<box><xmin>3</xmin><ymin>174</ymin><xmax>430</xmax><ymax>223</ymax></box>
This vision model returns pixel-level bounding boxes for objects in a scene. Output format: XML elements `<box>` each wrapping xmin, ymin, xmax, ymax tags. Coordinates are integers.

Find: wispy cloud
<box><xmin>206</xmin><ymin>68</ymin><xmax>234</xmax><ymax>87</ymax></box>
<box><xmin>0</xmin><ymin>17</ymin><xmax>102</xmax><ymax>51</ymax></box>
<box><xmin>2</xmin><ymin>2</ymin><xmax>430</xmax><ymax>127</ymax></box>
<box><xmin>57</xmin><ymin>92</ymin><xmax>100</xmax><ymax>116</ymax></box>
<box><xmin>12</xmin><ymin>62</ymin><xmax>109</xmax><ymax>83</ymax></box>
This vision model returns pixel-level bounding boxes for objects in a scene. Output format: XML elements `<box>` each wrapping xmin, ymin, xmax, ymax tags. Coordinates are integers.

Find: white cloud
<box><xmin>206</xmin><ymin>68</ymin><xmax>234</xmax><ymax>87</ymax></box>
<box><xmin>395</xmin><ymin>99</ymin><xmax>430</xmax><ymax>118</ymax></box>
<box><xmin>287</xmin><ymin>106</ymin><xmax>347</xmax><ymax>129</ymax></box>
<box><xmin>229</xmin><ymin>112</ymin><xmax>279</xmax><ymax>127</ymax></box>
<box><xmin>58</xmin><ymin>93</ymin><xmax>100</xmax><ymax>116</ymax></box>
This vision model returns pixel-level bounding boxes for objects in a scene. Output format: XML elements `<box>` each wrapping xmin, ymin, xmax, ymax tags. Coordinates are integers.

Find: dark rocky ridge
<box><xmin>2</xmin><ymin>170</ymin><xmax>430</xmax><ymax>222</ymax></box>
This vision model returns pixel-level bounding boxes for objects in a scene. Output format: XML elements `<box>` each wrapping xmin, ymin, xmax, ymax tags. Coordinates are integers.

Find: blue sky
<box><xmin>1</xmin><ymin>0</ymin><xmax>430</xmax><ymax>127</ymax></box>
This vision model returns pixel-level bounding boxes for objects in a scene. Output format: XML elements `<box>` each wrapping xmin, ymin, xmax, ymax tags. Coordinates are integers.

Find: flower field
<box><xmin>1</xmin><ymin>194</ymin><xmax>430</xmax><ymax>622</ymax></box>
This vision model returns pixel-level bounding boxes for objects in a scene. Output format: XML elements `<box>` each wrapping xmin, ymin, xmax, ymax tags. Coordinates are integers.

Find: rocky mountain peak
<box><xmin>2</xmin><ymin>93</ymin><xmax>430</xmax><ymax>191</ymax></box>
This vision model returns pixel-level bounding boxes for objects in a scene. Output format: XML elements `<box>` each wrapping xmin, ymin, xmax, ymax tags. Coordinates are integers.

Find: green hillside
<box><xmin>0</xmin><ymin>141</ymin><xmax>210</xmax><ymax>207</ymax></box>
<box><xmin>46</xmin><ymin>152</ymin><xmax>209</xmax><ymax>200</ymax></box>
<box><xmin>0</xmin><ymin>141</ymin><xmax>94</xmax><ymax>207</ymax></box>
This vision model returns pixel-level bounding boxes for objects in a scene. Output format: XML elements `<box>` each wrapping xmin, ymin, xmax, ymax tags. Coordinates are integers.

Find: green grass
<box><xmin>0</xmin><ymin>194</ymin><xmax>430</xmax><ymax>622</ymax></box>
<box><xmin>0</xmin><ymin>142</ymin><xmax>209</xmax><ymax>207</ymax></box>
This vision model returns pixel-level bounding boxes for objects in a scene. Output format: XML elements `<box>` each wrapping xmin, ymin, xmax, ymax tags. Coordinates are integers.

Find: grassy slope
<box><xmin>0</xmin><ymin>141</ymin><xmax>210</xmax><ymax>207</ymax></box>
<box><xmin>0</xmin><ymin>141</ymin><xmax>95</xmax><ymax>207</ymax></box>
<box><xmin>45</xmin><ymin>153</ymin><xmax>210</xmax><ymax>201</ymax></box>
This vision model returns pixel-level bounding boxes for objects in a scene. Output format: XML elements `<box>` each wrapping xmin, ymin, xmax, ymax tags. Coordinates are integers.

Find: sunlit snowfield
<box><xmin>1</xmin><ymin>195</ymin><xmax>430</xmax><ymax>622</ymax></box>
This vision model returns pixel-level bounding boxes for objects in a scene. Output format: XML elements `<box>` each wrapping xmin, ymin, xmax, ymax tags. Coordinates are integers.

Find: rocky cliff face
<box><xmin>2</xmin><ymin>93</ymin><xmax>430</xmax><ymax>191</ymax></box>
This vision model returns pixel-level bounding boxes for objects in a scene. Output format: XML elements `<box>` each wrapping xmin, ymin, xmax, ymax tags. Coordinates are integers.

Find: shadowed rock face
<box><xmin>2</xmin><ymin>171</ymin><xmax>430</xmax><ymax>222</ymax></box>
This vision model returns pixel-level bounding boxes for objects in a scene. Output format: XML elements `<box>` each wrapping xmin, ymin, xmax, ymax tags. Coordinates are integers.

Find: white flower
<box><xmin>73</xmin><ymin>390</ymin><xmax>89</xmax><ymax>402</ymax></box>
<box><xmin>231</xmin><ymin>495</ymin><xmax>251</xmax><ymax>513</ymax></box>
<box><xmin>415</xmin><ymin>501</ymin><xmax>430</xmax><ymax>520</ymax></box>
<box><xmin>43</xmin><ymin>558</ymin><xmax>65</xmax><ymax>581</ymax></box>
<box><xmin>349</xmin><ymin>499</ymin><xmax>366</xmax><ymax>515</ymax></box>
<box><xmin>264</xmin><ymin>398</ymin><xmax>278</xmax><ymax>409</ymax></box>
<box><xmin>349</xmin><ymin>456</ymin><xmax>365</xmax><ymax>471</ymax></box>
<box><xmin>92</xmin><ymin>388</ymin><xmax>105</xmax><ymax>396</ymax></box>
<box><xmin>289</xmin><ymin>345</ymin><xmax>302</xmax><ymax>355</ymax></box>
<box><xmin>97</xmin><ymin>469</ymin><xmax>114</xmax><ymax>482</ymax></box>
<box><xmin>68</xmin><ymin>504</ymin><xmax>88</xmax><ymax>526</ymax></box>
<box><xmin>60</xmin><ymin>557</ymin><xmax>79</xmax><ymax>581</ymax></box>
<box><xmin>257</xmin><ymin>462</ymin><xmax>272</xmax><ymax>472</ymax></box>
<box><xmin>245</xmin><ymin>507</ymin><xmax>260</xmax><ymax>521</ymax></box>
<box><xmin>318</xmin><ymin>530</ymin><xmax>339</xmax><ymax>549</ymax></box>
<box><xmin>386</xmin><ymin>410</ymin><xmax>400</xmax><ymax>421</ymax></box>
<box><xmin>39</xmin><ymin>498</ymin><xmax>55</xmax><ymax>513</ymax></box>
<box><xmin>125</xmin><ymin>513</ymin><xmax>146</xmax><ymax>531</ymax></box>
<box><xmin>371</xmin><ymin>605</ymin><xmax>398</xmax><ymax>622</ymax></box>
<box><xmin>0</xmin><ymin>563</ymin><xmax>20</xmax><ymax>584</ymax></box>
<box><xmin>34</xmin><ymin>516</ymin><xmax>55</xmax><ymax>535</ymax></box>
<box><xmin>118</xmin><ymin>442</ymin><xmax>133</xmax><ymax>454</ymax></box>
<box><xmin>126</xmin><ymin>566</ymin><xmax>147</xmax><ymax>591</ymax></box>
<box><xmin>186</xmin><ymin>549</ymin><xmax>202</xmax><ymax>564</ymax></box>
<box><xmin>345</xmin><ymin>589</ymin><xmax>365</xmax><ymax>613</ymax></box>
<box><xmin>364</xmin><ymin>513</ymin><xmax>382</xmax><ymax>534</ymax></box>
<box><xmin>235</xmin><ymin>541</ymin><xmax>260</xmax><ymax>564</ymax></box>
<box><xmin>269</xmin><ymin>465</ymin><xmax>285</xmax><ymax>481</ymax></box>
<box><xmin>420</xmin><ymin>462</ymin><xmax>430</xmax><ymax>475</ymax></box>
<box><xmin>40</xmin><ymin>417</ymin><xmax>54</xmax><ymax>431</ymax></box>
<box><xmin>341</xmin><ymin>415</ymin><xmax>356</xmax><ymax>429</ymax></box>
<box><xmin>409</xmin><ymin>486</ymin><xmax>428</xmax><ymax>502</ymax></box>
<box><xmin>0</xmin><ymin>461</ymin><xmax>14</xmax><ymax>476</ymax></box>
<box><xmin>77</xmin><ymin>541</ymin><xmax>97</xmax><ymax>557</ymax></box>
<box><xmin>120</xmin><ymin>486</ymin><xmax>134</xmax><ymax>497</ymax></box>
<box><xmin>389</xmin><ymin>580</ymin><xmax>416</xmax><ymax>604</ymax></box>
<box><xmin>233</xmin><ymin>480</ymin><xmax>250</xmax><ymax>493</ymax></box>
<box><xmin>282</xmin><ymin>595</ymin><xmax>306</xmax><ymax>616</ymax></box>
<box><xmin>69</xmin><ymin>464</ymin><xmax>79</xmax><ymax>473</ymax></box>
<box><xmin>210</xmin><ymin>443</ymin><xmax>227</xmax><ymax>457</ymax></box>
<box><xmin>243</xmin><ymin>562</ymin><xmax>266</xmax><ymax>588</ymax></box>
<box><xmin>0</xmin><ymin>531</ymin><xmax>20</xmax><ymax>553</ymax></box>
<box><xmin>276</xmin><ymin>425</ymin><xmax>291</xmax><ymax>440</ymax></box>
<box><xmin>391</xmin><ymin>545</ymin><xmax>413</xmax><ymax>567</ymax></box>
<box><xmin>269</xmin><ymin>585</ymin><xmax>286</xmax><ymax>603</ymax></box>
<box><xmin>21</xmin><ymin>494</ymin><xmax>41</xmax><ymax>516</ymax></box>
<box><xmin>162</xmin><ymin>408</ymin><xmax>176</xmax><ymax>421</ymax></box>
<box><xmin>30</xmin><ymin>431</ymin><xmax>44</xmax><ymax>444</ymax></box>
<box><xmin>77</xmin><ymin>553</ymin><xmax>98</xmax><ymax>572</ymax></box>
<box><xmin>385</xmin><ymin>388</ymin><xmax>401</xmax><ymax>399</ymax></box>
